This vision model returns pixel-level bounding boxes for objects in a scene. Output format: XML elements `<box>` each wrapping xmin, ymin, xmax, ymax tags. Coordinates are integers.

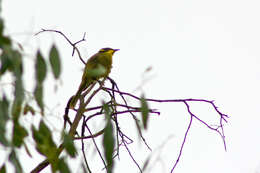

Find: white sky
<box><xmin>2</xmin><ymin>0</ymin><xmax>260</xmax><ymax>172</ymax></box>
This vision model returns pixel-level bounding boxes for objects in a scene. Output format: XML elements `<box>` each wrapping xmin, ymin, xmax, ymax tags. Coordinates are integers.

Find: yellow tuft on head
<box><xmin>99</xmin><ymin>48</ymin><xmax>119</xmax><ymax>55</ymax></box>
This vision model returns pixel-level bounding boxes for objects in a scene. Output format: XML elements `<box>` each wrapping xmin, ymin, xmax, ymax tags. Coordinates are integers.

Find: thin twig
<box><xmin>81</xmin><ymin>116</ymin><xmax>92</xmax><ymax>173</ymax></box>
<box><xmin>105</xmin><ymin>78</ymin><xmax>152</xmax><ymax>151</ymax></box>
<box><xmin>119</xmin><ymin>131</ymin><xmax>143</xmax><ymax>173</ymax></box>
<box><xmin>35</xmin><ymin>29</ymin><xmax>86</xmax><ymax>64</ymax></box>
<box><xmin>170</xmin><ymin>101</ymin><xmax>193</xmax><ymax>172</ymax></box>
<box><xmin>85</xmin><ymin>123</ymin><xmax>107</xmax><ymax>172</ymax></box>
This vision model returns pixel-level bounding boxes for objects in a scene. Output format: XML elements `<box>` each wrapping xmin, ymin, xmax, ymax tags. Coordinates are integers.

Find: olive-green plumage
<box><xmin>70</xmin><ymin>48</ymin><xmax>119</xmax><ymax>108</ymax></box>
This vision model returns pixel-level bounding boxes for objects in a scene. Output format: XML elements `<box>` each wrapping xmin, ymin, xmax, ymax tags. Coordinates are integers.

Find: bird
<box><xmin>69</xmin><ymin>48</ymin><xmax>119</xmax><ymax>108</ymax></box>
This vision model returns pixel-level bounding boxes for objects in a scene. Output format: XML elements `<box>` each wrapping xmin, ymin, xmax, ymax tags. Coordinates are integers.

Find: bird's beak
<box><xmin>113</xmin><ymin>49</ymin><xmax>120</xmax><ymax>52</ymax></box>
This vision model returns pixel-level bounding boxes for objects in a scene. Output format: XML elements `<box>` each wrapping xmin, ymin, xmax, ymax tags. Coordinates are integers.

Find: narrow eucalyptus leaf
<box><xmin>12</xmin><ymin>77</ymin><xmax>24</xmax><ymax>119</ymax></box>
<box><xmin>39</xmin><ymin>121</ymin><xmax>52</xmax><ymax>139</ymax></box>
<box><xmin>0</xmin><ymin>97</ymin><xmax>9</xmax><ymax>146</ymax></box>
<box><xmin>103</xmin><ymin>120</ymin><xmax>115</xmax><ymax>173</ymax></box>
<box><xmin>57</xmin><ymin>158</ymin><xmax>70</xmax><ymax>173</ymax></box>
<box><xmin>63</xmin><ymin>133</ymin><xmax>77</xmax><ymax>157</ymax></box>
<box><xmin>35</xmin><ymin>51</ymin><xmax>47</xmax><ymax>83</ymax></box>
<box><xmin>0</xmin><ymin>164</ymin><xmax>6</xmax><ymax>173</ymax></box>
<box><xmin>12</xmin><ymin>50</ymin><xmax>23</xmax><ymax>77</ymax></box>
<box><xmin>0</xmin><ymin>49</ymin><xmax>13</xmax><ymax>75</ymax></box>
<box><xmin>0</xmin><ymin>130</ymin><xmax>8</xmax><ymax>146</ymax></box>
<box><xmin>0</xmin><ymin>18</ymin><xmax>11</xmax><ymax>47</ymax></box>
<box><xmin>140</xmin><ymin>94</ymin><xmax>149</xmax><ymax>130</ymax></box>
<box><xmin>32</xmin><ymin>121</ymin><xmax>58</xmax><ymax>160</ymax></box>
<box><xmin>49</xmin><ymin>45</ymin><xmax>61</xmax><ymax>79</ymax></box>
<box><xmin>12</xmin><ymin>121</ymin><xmax>28</xmax><ymax>147</ymax></box>
<box><xmin>34</xmin><ymin>84</ymin><xmax>44</xmax><ymax>114</ymax></box>
<box><xmin>0</xmin><ymin>95</ymin><xmax>9</xmax><ymax>121</ymax></box>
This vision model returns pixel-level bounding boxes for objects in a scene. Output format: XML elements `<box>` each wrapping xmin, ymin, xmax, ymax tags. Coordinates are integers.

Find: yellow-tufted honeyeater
<box><xmin>70</xmin><ymin>48</ymin><xmax>119</xmax><ymax>108</ymax></box>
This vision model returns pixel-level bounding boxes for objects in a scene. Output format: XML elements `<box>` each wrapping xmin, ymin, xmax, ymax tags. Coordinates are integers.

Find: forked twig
<box><xmin>35</xmin><ymin>29</ymin><xmax>86</xmax><ymax>64</ymax></box>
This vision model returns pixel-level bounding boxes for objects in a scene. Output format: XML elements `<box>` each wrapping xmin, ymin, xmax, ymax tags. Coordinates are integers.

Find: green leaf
<box><xmin>0</xmin><ymin>164</ymin><xmax>6</xmax><ymax>173</ymax></box>
<box><xmin>0</xmin><ymin>47</ymin><xmax>23</xmax><ymax>78</ymax></box>
<box><xmin>11</xmin><ymin>77</ymin><xmax>24</xmax><ymax>120</ymax></box>
<box><xmin>9</xmin><ymin>150</ymin><xmax>23</xmax><ymax>173</ymax></box>
<box><xmin>49</xmin><ymin>45</ymin><xmax>61</xmax><ymax>79</ymax></box>
<box><xmin>34</xmin><ymin>84</ymin><xmax>44</xmax><ymax>114</ymax></box>
<box><xmin>14</xmin><ymin>77</ymin><xmax>24</xmax><ymax>103</ymax></box>
<box><xmin>34</xmin><ymin>51</ymin><xmax>46</xmax><ymax>114</ymax></box>
<box><xmin>140</xmin><ymin>94</ymin><xmax>149</xmax><ymax>130</ymax></box>
<box><xmin>103</xmin><ymin>119</ymin><xmax>114</xmax><ymax>173</ymax></box>
<box><xmin>35</xmin><ymin>51</ymin><xmax>47</xmax><ymax>84</ymax></box>
<box><xmin>0</xmin><ymin>48</ymin><xmax>13</xmax><ymax>75</ymax></box>
<box><xmin>32</xmin><ymin>121</ymin><xmax>58</xmax><ymax>161</ymax></box>
<box><xmin>102</xmin><ymin>103</ymin><xmax>112</xmax><ymax>120</ymax></box>
<box><xmin>0</xmin><ymin>125</ymin><xmax>8</xmax><ymax>146</ymax></box>
<box><xmin>38</xmin><ymin>120</ymin><xmax>51</xmax><ymax>136</ymax></box>
<box><xmin>63</xmin><ymin>133</ymin><xmax>77</xmax><ymax>157</ymax></box>
<box><xmin>0</xmin><ymin>96</ymin><xmax>9</xmax><ymax>146</ymax></box>
<box><xmin>6</xmin><ymin>49</ymin><xmax>24</xmax><ymax>119</ymax></box>
<box><xmin>32</xmin><ymin>126</ymin><xmax>42</xmax><ymax>144</ymax></box>
<box><xmin>0</xmin><ymin>95</ymin><xmax>9</xmax><ymax>120</ymax></box>
<box><xmin>0</xmin><ymin>17</ymin><xmax>4</xmax><ymax>35</ymax></box>
<box><xmin>12</xmin><ymin>121</ymin><xmax>28</xmax><ymax>147</ymax></box>
<box><xmin>0</xmin><ymin>35</ymin><xmax>10</xmax><ymax>48</ymax></box>
<box><xmin>57</xmin><ymin>157</ymin><xmax>70</xmax><ymax>173</ymax></box>
<box><xmin>12</xmin><ymin>50</ymin><xmax>23</xmax><ymax>77</ymax></box>
<box><xmin>102</xmin><ymin>103</ymin><xmax>115</xmax><ymax>172</ymax></box>
<box><xmin>0</xmin><ymin>19</ymin><xmax>11</xmax><ymax>48</ymax></box>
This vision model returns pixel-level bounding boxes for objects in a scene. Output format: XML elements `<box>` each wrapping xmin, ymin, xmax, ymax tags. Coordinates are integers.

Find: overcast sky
<box><xmin>2</xmin><ymin>0</ymin><xmax>260</xmax><ymax>172</ymax></box>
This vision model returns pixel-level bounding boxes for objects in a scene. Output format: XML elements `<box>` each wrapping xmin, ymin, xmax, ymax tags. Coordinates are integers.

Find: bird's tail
<box><xmin>69</xmin><ymin>79</ymin><xmax>92</xmax><ymax>109</ymax></box>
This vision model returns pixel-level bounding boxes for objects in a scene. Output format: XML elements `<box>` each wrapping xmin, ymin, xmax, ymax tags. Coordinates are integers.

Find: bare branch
<box><xmin>81</xmin><ymin>116</ymin><xmax>92</xmax><ymax>172</ymax></box>
<box><xmin>102</xmin><ymin>87</ymin><xmax>228</xmax><ymax>172</ymax></box>
<box><xmin>170</xmin><ymin>101</ymin><xmax>193</xmax><ymax>172</ymax></box>
<box><xmin>35</xmin><ymin>29</ymin><xmax>86</xmax><ymax>64</ymax></box>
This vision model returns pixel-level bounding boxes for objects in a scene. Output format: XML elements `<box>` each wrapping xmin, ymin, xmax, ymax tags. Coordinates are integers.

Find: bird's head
<box><xmin>99</xmin><ymin>48</ymin><xmax>119</xmax><ymax>55</ymax></box>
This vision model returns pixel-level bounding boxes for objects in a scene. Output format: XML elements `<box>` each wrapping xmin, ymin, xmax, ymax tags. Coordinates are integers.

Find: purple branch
<box><xmin>119</xmin><ymin>131</ymin><xmax>142</xmax><ymax>172</ymax></box>
<box><xmin>103</xmin><ymin>87</ymin><xmax>229</xmax><ymax>172</ymax></box>
<box><xmin>171</xmin><ymin>101</ymin><xmax>193</xmax><ymax>172</ymax></box>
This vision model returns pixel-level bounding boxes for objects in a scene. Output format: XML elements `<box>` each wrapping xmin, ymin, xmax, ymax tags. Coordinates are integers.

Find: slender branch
<box><xmin>75</xmin><ymin>128</ymin><xmax>105</xmax><ymax>140</ymax></box>
<box><xmin>119</xmin><ymin>131</ymin><xmax>142</xmax><ymax>172</ymax></box>
<box><xmin>85</xmin><ymin>123</ymin><xmax>107</xmax><ymax>172</ymax></box>
<box><xmin>81</xmin><ymin>116</ymin><xmax>92</xmax><ymax>173</ymax></box>
<box><xmin>105</xmin><ymin>78</ymin><xmax>152</xmax><ymax>151</ymax></box>
<box><xmin>35</xmin><ymin>29</ymin><xmax>86</xmax><ymax>64</ymax></box>
<box><xmin>170</xmin><ymin>101</ymin><xmax>193</xmax><ymax>172</ymax></box>
<box><xmin>102</xmin><ymin>86</ymin><xmax>228</xmax><ymax>172</ymax></box>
